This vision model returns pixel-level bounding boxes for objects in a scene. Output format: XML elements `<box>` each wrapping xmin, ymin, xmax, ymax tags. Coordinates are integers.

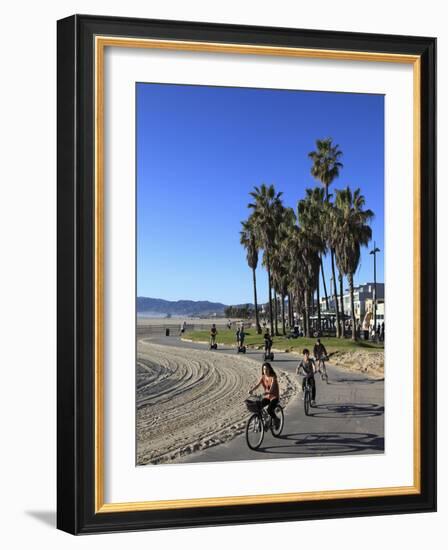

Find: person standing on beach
<box><xmin>248</xmin><ymin>363</ymin><xmax>280</xmax><ymax>428</ymax></box>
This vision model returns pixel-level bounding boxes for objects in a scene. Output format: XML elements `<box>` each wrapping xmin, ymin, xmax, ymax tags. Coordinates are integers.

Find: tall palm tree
<box><xmin>334</xmin><ymin>187</ymin><xmax>374</xmax><ymax>341</ymax></box>
<box><xmin>327</xmin><ymin>201</ymin><xmax>347</xmax><ymax>337</ymax></box>
<box><xmin>284</xmin><ymin>211</ymin><xmax>320</xmax><ymax>338</ymax></box>
<box><xmin>298</xmin><ymin>187</ymin><xmax>328</xmax><ymax>333</ymax></box>
<box><xmin>248</xmin><ymin>184</ymin><xmax>284</xmax><ymax>333</ymax></box>
<box><xmin>271</xmin><ymin>207</ymin><xmax>295</xmax><ymax>335</ymax></box>
<box><xmin>240</xmin><ymin>219</ymin><xmax>261</xmax><ymax>333</ymax></box>
<box><xmin>338</xmin><ymin>269</ymin><xmax>346</xmax><ymax>337</ymax></box>
<box><xmin>308</xmin><ymin>138</ymin><xmax>343</xmax><ymax>337</ymax></box>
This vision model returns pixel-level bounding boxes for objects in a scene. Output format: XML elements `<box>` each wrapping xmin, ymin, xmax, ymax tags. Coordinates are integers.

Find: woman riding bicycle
<box><xmin>248</xmin><ymin>362</ymin><xmax>280</xmax><ymax>429</ymax></box>
<box><xmin>296</xmin><ymin>349</ymin><xmax>317</xmax><ymax>406</ymax></box>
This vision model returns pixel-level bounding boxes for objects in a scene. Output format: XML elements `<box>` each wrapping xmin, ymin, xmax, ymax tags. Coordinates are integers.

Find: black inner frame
<box><xmin>57</xmin><ymin>14</ymin><xmax>436</xmax><ymax>535</ymax></box>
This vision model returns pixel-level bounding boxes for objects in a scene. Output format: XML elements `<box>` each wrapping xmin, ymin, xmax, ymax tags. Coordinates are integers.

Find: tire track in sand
<box><xmin>137</xmin><ymin>341</ymin><xmax>299</xmax><ymax>465</ymax></box>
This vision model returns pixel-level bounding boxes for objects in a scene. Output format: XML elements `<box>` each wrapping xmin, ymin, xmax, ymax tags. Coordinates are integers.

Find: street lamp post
<box><xmin>370</xmin><ymin>242</ymin><xmax>381</xmax><ymax>339</ymax></box>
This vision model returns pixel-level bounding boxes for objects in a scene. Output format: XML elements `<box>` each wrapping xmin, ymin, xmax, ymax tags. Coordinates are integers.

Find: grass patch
<box><xmin>184</xmin><ymin>330</ymin><xmax>384</xmax><ymax>354</ymax></box>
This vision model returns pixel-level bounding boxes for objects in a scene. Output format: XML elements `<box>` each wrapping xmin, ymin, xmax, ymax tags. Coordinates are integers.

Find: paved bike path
<box><xmin>146</xmin><ymin>334</ymin><xmax>384</xmax><ymax>463</ymax></box>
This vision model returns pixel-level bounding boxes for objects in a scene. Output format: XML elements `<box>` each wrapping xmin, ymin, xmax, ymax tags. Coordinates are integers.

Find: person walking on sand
<box><xmin>248</xmin><ymin>363</ymin><xmax>280</xmax><ymax>429</ymax></box>
<box><xmin>296</xmin><ymin>349</ymin><xmax>317</xmax><ymax>406</ymax></box>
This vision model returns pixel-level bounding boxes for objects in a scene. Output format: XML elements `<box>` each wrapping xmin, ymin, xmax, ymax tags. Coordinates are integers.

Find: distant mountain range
<box><xmin>137</xmin><ymin>297</ymin><xmax>228</xmax><ymax>317</ymax></box>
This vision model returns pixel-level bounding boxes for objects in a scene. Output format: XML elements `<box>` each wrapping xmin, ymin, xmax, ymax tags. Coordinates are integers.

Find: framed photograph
<box><xmin>57</xmin><ymin>14</ymin><xmax>436</xmax><ymax>534</ymax></box>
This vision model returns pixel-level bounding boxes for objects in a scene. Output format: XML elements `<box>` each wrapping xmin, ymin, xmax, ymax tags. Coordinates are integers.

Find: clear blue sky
<box><xmin>137</xmin><ymin>83</ymin><xmax>384</xmax><ymax>305</ymax></box>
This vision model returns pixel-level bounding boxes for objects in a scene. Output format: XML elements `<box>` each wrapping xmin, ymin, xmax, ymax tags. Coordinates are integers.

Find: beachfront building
<box><xmin>320</xmin><ymin>282</ymin><xmax>385</xmax><ymax>325</ymax></box>
<box><xmin>364</xmin><ymin>298</ymin><xmax>385</xmax><ymax>328</ymax></box>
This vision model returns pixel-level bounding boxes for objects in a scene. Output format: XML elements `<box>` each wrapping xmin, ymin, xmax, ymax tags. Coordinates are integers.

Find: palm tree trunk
<box><xmin>295</xmin><ymin>292</ymin><xmax>301</xmax><ymax>332</ymax></box>
<box><xmin>281</xmin><ymin>293</ymin><xmax>286</xmax><ymax>335</ymax></box>
<box><xmin>266</xmin><ymin>254</ymin><xmax>274</xmax><ymax>332</ymax></box>
<box><xmin>324</xmin><ymin>185</ymin><xmax>340</xmax><ymax>336</ymax></box>
<box><xmin>274</xmin><ymin>288</ymin><xmax>278</xmax><ymax>336</ymax></box>
<box><xmin>339</xmin><ymin>270</ymin><xmax>345</xmax><ymax>337</ymax></box>
<box><xmin>316</xmin><ymin>283</ymin><xmax>321</xmax><ymax>334</ymax></box>
<box><xmin>320</xmin><ymin>256</ymin><xmax>329</xmax><ymax>311</ymax></box>
<box><xmin>348</xmin><ymin>273</ymin><xmax>357</xmax><ymax>341</ymax></box>
<box><xmin>304</xmin><ymin>291</ymin><xmax>311</xmax><ymax>338</ymax></box>
<box><xmin>330</xmin><ymin>250</ymin><xmax>341</xmax><ymax>337</ymax></box>
<box><xmin>252</xmin><ymin>267</ymin><xmax>261</xmax><ymax>334</ymax></box>
<box><xmin>288</xmin><ymin>292</ymin><xmax>293</xmax><ymax>329</ymax></box>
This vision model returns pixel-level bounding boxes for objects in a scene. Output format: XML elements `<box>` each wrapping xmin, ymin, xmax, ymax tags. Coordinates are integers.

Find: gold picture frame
<box><xmin>57</xmin><ymin>15</ymin><xmax>436</xmax><ymax>534</ymax></box>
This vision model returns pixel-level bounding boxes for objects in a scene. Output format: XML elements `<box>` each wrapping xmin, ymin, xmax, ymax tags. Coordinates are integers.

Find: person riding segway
<box><xmin>263</xmin><ymin>328</ymin><xmax>274</xmax><ymax>361</ymax></box>
<box><xmin>209</xmin><ymin>324</ymin><xmax>218</xmax><ymax>349</ymax></box>
<box><xmin>237</xmin><ymin>325</ymin><xmax>246</xmax><ymax>353</ymax></box>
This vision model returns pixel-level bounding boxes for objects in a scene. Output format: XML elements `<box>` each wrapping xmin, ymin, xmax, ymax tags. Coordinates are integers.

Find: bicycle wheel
<box><xmin>245</xmin><ymin>414</ymin><xmax>264</xmax><ymax>449</ymax></box>
<box><xmin>304</xmin><ymin>390</ymin><xmax>311</xmax><ymax>416</ymax></box>
<box><xmin>271</xmin><ymin>405</ymin><xmax>284</xmax><ymax>437</ymax></box>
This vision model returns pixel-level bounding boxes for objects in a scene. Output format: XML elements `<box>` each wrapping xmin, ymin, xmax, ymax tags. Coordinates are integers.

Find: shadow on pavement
<box><xmin>334</xmin><ymin>377</ymin><xmax>384</xmax><ymax>384</ymax></box>
<box><xmin>310</xmin><ymin>403</ymin><xmax>384</xmax><ymax>418</ymax></box>
<box><xmin>257</xmin><ymin>431</ymin><xmax>384</xmax><ymax>456</ymax></box>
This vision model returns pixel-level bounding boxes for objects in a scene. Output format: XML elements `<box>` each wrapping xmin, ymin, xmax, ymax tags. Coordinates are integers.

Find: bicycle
<box><xmin>316</xmin><ymin>356</ymin><xmax>329</xmax><ymax>383</ymax></box>
<box><xmin>302</xmin><ymin>376</ymin><xmax>313</xmax><ymax>416</ymax></box>
<box><xmin>244</xmin><ymin>395</ymin><xmax>284</xmax><ymax>450</ymax></box>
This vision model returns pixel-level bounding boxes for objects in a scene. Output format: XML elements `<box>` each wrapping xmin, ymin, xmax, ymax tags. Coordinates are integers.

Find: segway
<box><xmin>264</xmin><ymin>349</ymin><xmax>274</xmax><ymax>361</ymax></box>
<box><xmin>237</xmin><ymin>344</ymin><xmax>246</xmax><ymax>354</ymax></box>
<box><xmin>210</xmin><ymin>340</ymin><xmax>218</xmax><ymax>349</ymax></box>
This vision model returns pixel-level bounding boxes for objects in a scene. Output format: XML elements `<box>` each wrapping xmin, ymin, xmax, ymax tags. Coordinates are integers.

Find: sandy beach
<box><xmin>329</xmin><ymin>350</ymin><xmax>384</xmax><ymax>379</ymax></box>
<box><xmin>137</xmin><ymin>316</ymin><xmax>233</xmax><ymax>326</ymax></box>
<box><xmin>137</xmin><ymin>340</ymin><xmax>299</xmax><ymax>465</ymax></box>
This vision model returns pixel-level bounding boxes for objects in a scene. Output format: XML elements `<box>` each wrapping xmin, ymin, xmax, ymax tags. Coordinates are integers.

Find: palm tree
<box><xmin>308</xmin><ymin>138</ymin><xmax>343</xmax><ymax>337</ymax></box>
<box><xmin>240</xmin><ymin>219</ymin><xmax>261</xmax><ymax>333</ymax></box>
<box><xmin>248</xmin><ymin>184</ymin><xmax>284</xmax><ymax>333</ymax></box>
<box><xmin>327</xmin><ymin>201</ymin><xmax>347</xmax><ymax>337</ymax></box>
<box><xmin>271</xmin><ymin>207</ymin><xmax>295</xmax><ymax>335</ymax></box>
<box><xmin>338</xmin><ymin>269</ymin><xmax>346</xmax><ymax>337</ymax></box>
<box><xmin>298</xmin><ymin>187</ymin><xmax>328</xmax><ymax>333</ymax></box>
<box><xmin>308</xmin><ymin>138</ymin><xmax>344</xmax><ymax>198</ymax></box>
<box><xmin>283</xmin><ymin>210</ymin><xmax>320</xmax><ymax>338</ymax></box>
<box><xmin>334</xmin><ymin>187</ymin><xmax>374</xmax><ymax>341</ymax></box>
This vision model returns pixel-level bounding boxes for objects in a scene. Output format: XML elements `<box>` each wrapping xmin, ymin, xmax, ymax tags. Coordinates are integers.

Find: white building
<box><xmin>320</xmin><ymin>282</ymin><xmax>385</xmax><ymax>324</ymax></box>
